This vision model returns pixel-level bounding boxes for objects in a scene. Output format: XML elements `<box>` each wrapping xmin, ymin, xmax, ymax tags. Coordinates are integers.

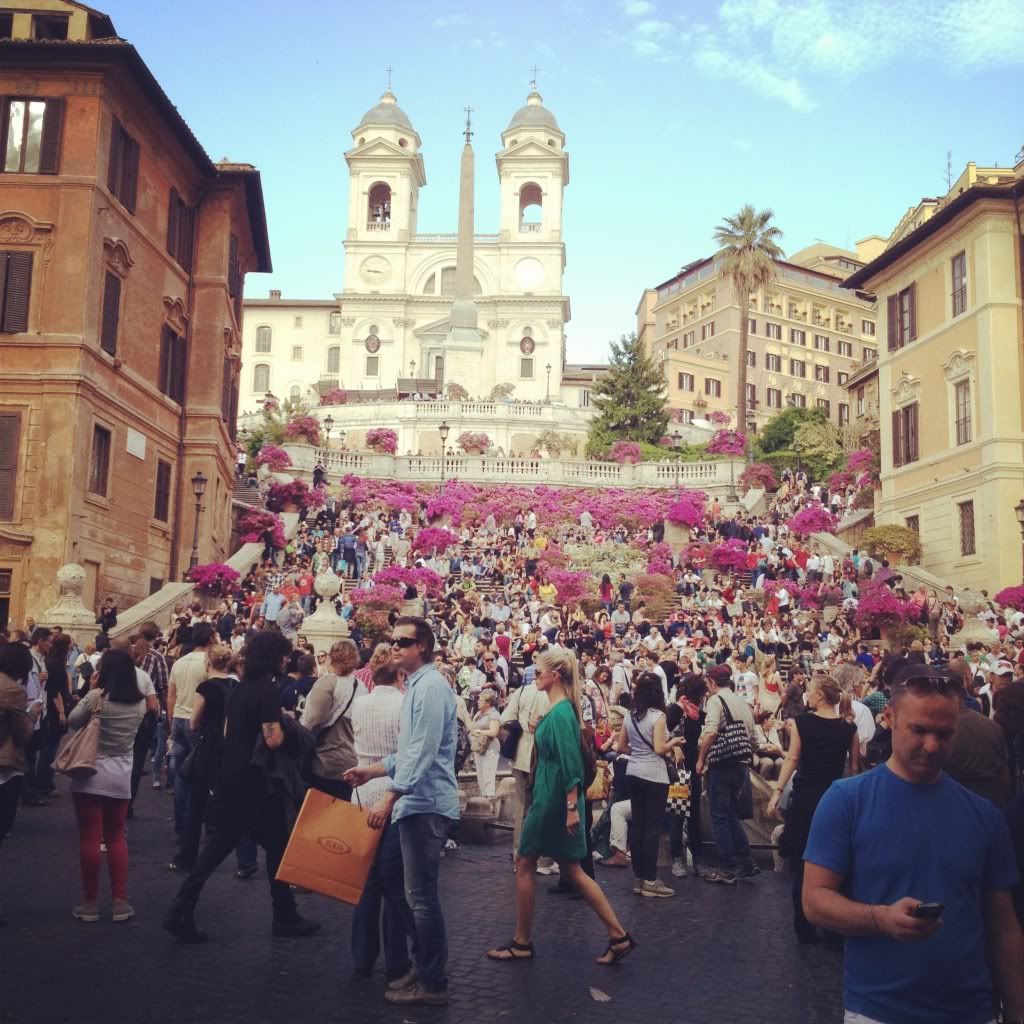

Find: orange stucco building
<box><xmin>0</xmin><ymin>0</ymin><xmax>271</xmax><ymax>631</ymax></box>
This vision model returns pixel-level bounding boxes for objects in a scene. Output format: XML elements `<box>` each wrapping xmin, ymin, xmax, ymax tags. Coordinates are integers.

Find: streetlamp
<box><xmin>1015</xmin><ymin>498</ymin><xmax>1024</xmax><ymax>578</ymax></box>
<box><xmin>410</xmin><ymin>359</ymin><xmax>416</xmax><ymax>378</ymax></box>
<box><xmin>338</xmin><ymin>428</ymin><xmax>346</xmax><ymax>450</ymax></box>
<box><xmin>187</xmin><ymin>470</ymin><xmax>207</xmax><ymax>573</ymax></box>
<box><xmin>438</xmin><ymin>420</ymin><xmax>450</xmax><ymax>494</ymax></box>
<box><xmin>671</xmin><ymin>430</ymin><xmax>683</xmax><ymax>488</ymax></box>
<box><xmin>323</xmin><ymin>414</ymin><xmax>334</xmax><ymax>448</ymax></box>
<box><xmin>545</xmin><ymin>363</ymin><xmax>553</xmax><ymax>404</ymax></box>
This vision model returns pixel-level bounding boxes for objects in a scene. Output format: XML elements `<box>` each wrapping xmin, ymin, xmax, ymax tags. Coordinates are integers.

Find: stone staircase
<box><xmin>232</xmin><ymin>479</ymin><xmax>263</xmax><ymax>507</ymax></box>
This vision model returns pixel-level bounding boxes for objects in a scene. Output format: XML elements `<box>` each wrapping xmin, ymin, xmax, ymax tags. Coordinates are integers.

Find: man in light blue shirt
<box><xmin>260</xmin><ymin>585</ymin><xmax>285</xmax><ymax>624</ymax></box>
<box><xmin>346</xmin><ymin>616</ymin><xmax>457</xmax><ymax>1007</ymax></box>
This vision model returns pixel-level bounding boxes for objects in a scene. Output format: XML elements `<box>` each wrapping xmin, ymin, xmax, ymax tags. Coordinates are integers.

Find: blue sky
<box><xmin>103</xmin><ymin>0</ymin><xmax>1023</xmax><ymax>363</ymax></box>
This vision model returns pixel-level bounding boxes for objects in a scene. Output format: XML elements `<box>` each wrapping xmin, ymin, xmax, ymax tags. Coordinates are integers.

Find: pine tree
<box><xmin>587</xmin><ymin>333</ymin><xmax>668</xmax><ymax>452</ymax></box>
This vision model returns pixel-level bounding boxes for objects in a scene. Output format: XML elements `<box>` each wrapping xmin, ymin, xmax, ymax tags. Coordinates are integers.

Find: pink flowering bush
<box><xmin>995</xmin><ymin>586</ymin><xmax>1024</xmax><ymax>612</ymax></box>
<box><xmin>828</xmin><ymin>471</ymin><xmax>855</xmax><ymax>492</ymax></box>
<box><xmin>283</xmin><ymin>414</ymin><xmax>322</xmax><ymax>446</ymax></box>
<box><xmin>548</xmin><ymin>569</ymin><xmax>592</xmax><ymax>606</ymax></box>
<box><xmin>186</xmin><ymin>562</ymin><xmax>241</xmax><ymax>595</ymax></box>
<box><xmin>319</xmin><ymin>388</ymin><xmax>347</xmax><ymax>406</ymax></box>
<box><xmin>539</xmin><ymin>544</ymin><xmax>570</xmax><ymax>571</ymax></box>
<box><xmin>681</xmin><ymin>541</ymin><xmax>710</xmax><ymax>566</ymax></box>
<box><xmin>846</xmin><ymin>449</ymin><xmax>876</xmax><ymax>473</ymax></box>
<box><xmin>255</xmin><ymin>444</ymin><xmax>292</xmax><ymax>472</ymax></box>
<box><xmin>412</xmin><ymin>527</ymin><xmax>459</xmax><ymax>555</ymax></box>
<box><xmin>707</xmin><ymin>429</ymin><xmax>747</xmax><ymax>457</ymax></box>
<box><xmin>646</xmin><ymin>558</ymin><xmax>674</xmax><ymax>576</ymax></box>
<box><xmin>787</xmin><ymin>503</ymin><xmax>839</xmax><ymax>536</ymax></box>
<box><xmin>666</xmin><ymin>489</ymin><xmax>707</xmax><ymax>528</ymax></box>
<box><xmin>349</xmin><ymin>584</ymin><xmax>405</xmax><ymax>609</ymax></box>
<box><xmin>425</xmin><ymin>494</ymin><xmax>463</xmax><ymax>524</ymax></box>
<box><xmin>739</xmin><ymin>462</ymin><xmax>778</xmax><ymax>492</ymax></box>
<box><xmin>649</xmin><ymin>542</ymin><xmax>673</xmax><ymax>562</ymax></box>
<box><xmin>658</xmin><ymin>436</ymin><xmax>675</xmax><ymax>447</ymax></box>
<box><xmin>708</xmin><ymin>410</ymin><xmax>732</xmax><ymax>426</ymax></box>
<box><xmin>609</xmin><ymin>441</ymin><xmax>642</xmax><ymax>464</ymax></box>
<box><xmin>708</xmin><ymin>539</ymin><xmax>749</xmax><ymax>572</ymax></box>
<box><xmin>263</xmin><ymin>394</ymin><xmax>280</xmax><ymax>412</ymax></box>
<box><xmin>372</xmin><ymin>565</ymin><xmax>444</xmax><ymax>597</ymax></box>
<box><xmin>366</xmin><ymin>427</ymin><xmax>398</xmax><ymax>455</ymax></box>
<box><xmin>238</xmin><ymin>508</ymin><xmax>286</xmax><ymax>548</ymax></box>
<box><xmin>266</xmin><ymin>479</ymin><xmax>314</xmax><ymax>512</ymax></box>
<box><xmin>854</xmin><ymin>582</ymin><xmax>916</xmax><ymax>630</ymax></box>
<box><xmin>457</xmin><ymin>431</ymin><xmax>492</xmax><ymax>453</ymax></box>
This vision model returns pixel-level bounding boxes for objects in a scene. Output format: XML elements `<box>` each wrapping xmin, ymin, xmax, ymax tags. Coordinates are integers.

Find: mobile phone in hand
<box><xmin>910</xmin><ymin>902</ymin><xmax>944</xmax><ymax>919</ymax></box>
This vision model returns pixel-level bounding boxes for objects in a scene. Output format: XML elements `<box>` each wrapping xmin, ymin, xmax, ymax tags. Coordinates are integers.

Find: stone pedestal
<box><xmin>300</xmin><ymin>571</ymin><xmax>349</xmax><ymax>659</ymax></box>
<box><xmin>40</xmin><ymin>564</ymin><xmax>99</xmax><ymax>645</ymax></box>
<box><xmin>664</xmin><ymin>521</ymin><xmax>690</xmax><ymax>556</ymax></box>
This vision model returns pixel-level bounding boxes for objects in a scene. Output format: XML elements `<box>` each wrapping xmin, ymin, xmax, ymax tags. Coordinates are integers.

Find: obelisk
<box><xmin>445</xmin><ymin>107</ymin><xmax>484</xmax><ymax>384</ymax></box>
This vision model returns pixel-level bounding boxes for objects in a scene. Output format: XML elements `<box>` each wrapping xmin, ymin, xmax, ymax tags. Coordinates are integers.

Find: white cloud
<box><xmin>634</xmin><ymin>18</ymin><xmax>673</xmax><ymax>36</ymax></box>
<box><xmin>469</xmin><ymin>30</ymin><xmax>507</xmax><ymax>49</ymax></box>
<box><xmin>694</xmin><ymin>36</ymin><xmax>815</xmax><ymax>111</ymax></box>
<box><xmin>621</xmin><ymin>0</ymin><xmax>656</xmax><ymax>14</ymax></box>
<box><xmin>433</xmin><ymin>13</ymin><xmax>468</xmax><ymax>28</ymax></box>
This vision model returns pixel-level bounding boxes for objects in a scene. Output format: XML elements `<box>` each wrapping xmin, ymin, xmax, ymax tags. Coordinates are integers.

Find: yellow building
<box><xmin>639</xmin><ymin>244</ymin><xmax>880</xmax><ymax>431</ymax></box>
<box><xmin>843</xmin><ymin>162</ymin><xmax>1024</xmax><ymax>591</ymax></box>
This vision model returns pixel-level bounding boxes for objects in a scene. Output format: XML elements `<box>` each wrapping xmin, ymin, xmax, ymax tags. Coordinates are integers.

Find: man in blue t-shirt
<box><xmin>803</xmin><ymin>665</ymin><xmax>1024</xmax><ymax>1024</ymax></box>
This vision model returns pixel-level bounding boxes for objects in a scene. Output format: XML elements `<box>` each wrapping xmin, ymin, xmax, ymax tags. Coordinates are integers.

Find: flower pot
<box><xmin>283</xmin><ymin>501</ymin><xmax>300</xmax><ymax>513</ymax></box>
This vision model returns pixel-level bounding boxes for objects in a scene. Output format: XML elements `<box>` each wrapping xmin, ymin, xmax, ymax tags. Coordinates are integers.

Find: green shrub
<box><xmin>862</xmin><ymin>524</ymin><xmax>923</xmax><ymax>565</ymax></box>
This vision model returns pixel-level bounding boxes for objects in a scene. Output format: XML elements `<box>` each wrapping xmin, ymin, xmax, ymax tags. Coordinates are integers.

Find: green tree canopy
<box><xmin>586</xmin><ymin>333</ymin><xmax>668</xmax><ymax>454</ymax></box>
<box><xmin>756</xmin><ymin>406</ymin><xmax>827</xmax><ymax>453</ymax></box>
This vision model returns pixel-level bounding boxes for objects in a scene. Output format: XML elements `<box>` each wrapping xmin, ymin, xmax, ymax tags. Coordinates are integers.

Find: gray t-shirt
<box><xmin>625</xmin><ymin>709</ymin><xmax>668</xmax><ymax>784</ymax></box>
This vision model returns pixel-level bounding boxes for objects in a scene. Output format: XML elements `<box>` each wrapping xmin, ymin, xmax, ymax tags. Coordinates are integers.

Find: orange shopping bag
<box><xmin>275</xmin><ymin>788</ymin><xmax>383</xmax><ymax>905</ymax></box>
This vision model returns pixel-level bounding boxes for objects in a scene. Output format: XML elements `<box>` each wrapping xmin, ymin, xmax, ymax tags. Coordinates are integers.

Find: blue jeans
<box><xmin>170</xmin><ymin>719</ymin><xmax>195</xmax><ymax>840</ymax></box>
<box><xmin>352</xmin><ymin>819</ymin><xmax>415</xmax><ymax>979</ymax></box>
<box><xmin>152</xmin><ymin>713</ymin><xmax>170</xmax><ymax>782</ymax></box>
<box><xmin>705</xmin><ymin>760</ymin><xmax>752</xmax><ymax>874</ymax></box>
<box><xmin>398</xmin><ymin>813</ymin><xmax>450</xmax><ymax>993</ymax></box>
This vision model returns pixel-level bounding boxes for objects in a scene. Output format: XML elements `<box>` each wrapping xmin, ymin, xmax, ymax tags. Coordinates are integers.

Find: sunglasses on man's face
<box><xmin>392</xmin><ymin>636</ymin><xmax>418</xmax><ymax>649</ymax></box>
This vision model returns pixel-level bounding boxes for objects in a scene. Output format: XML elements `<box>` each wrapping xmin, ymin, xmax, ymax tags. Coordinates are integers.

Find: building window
<box><xmin>748</xmin><ymin>318</ymin><xmax>757</xmax><ymax>334</ymax></box>
<box><xmin>107</xmin><ymin>117</ymin><xmax>140</xmax><ymax>213</ymax></box>
<box><xmin>33</xmin><ymin>14</ymin><xmax>69</xmax><ymax>39</ymax></box>
<box><xmin>100</xmin><ymin>271</ymin><xmax>121</xmax><ymax>355</ymax></box>
<box><xmin>951</xmin><ymin>251</ymin><xmax>967</xmax><ymax>317</ymax></box>
<box><xmin>679</xmin><ymin>409</ymin><xmax>694</xmax><ymax>424</ymax></box>
<box><xmin>328</xmin><ymin>312</ymin><xmax>342</xmax><ymax>335</ymax></box>
<box><xmin>837</xmin><ymin>340</ymin><xmax>852</xmax><ymax>357</ymax></box>
<box><xmin>767</xmin><ymin>387</ymin><xmax>782</xmax><ymax>409</ymax></box>
<box><xmin>813</xmin><ymin>334</ymin><xmax>829</xmax><ymax>352</ymax></box>
<box><xmin>954</xmin><ymin>379</ymin><xmax>971</xmax><ymax>445</ymax></box>
<box><xmin>891</xmin><ymin>403</ymin><xmax>920</xmax><ymax>468</ymax></box>
<box><xmin>88</xmin><ymin>425</ymin><xmax>112</xmax><ymax>497</ymax></box>
<box><xmin>220</xmin><ymin>356</ymin><xmax>236</xmax><ymax>428</ymax></box>
<box><xmin>440</xmin><ymin>267</ymin><xmax>456</xmax><ymax>295</ymax></box>
<box><xmin>766</xmin><ymin>353</ymin><xmax>781</xmax><ymax>372</ymax></box>
<box><xmin>2</xmin><ymin>97</ymin><xmax>64</xmax><ymax>174</ymax></box>
<box><xmin>154</xmin><ymin>459</ymin><xmax>171</xmax><ymax>522</ymax></box>
<box><xmin>0</xmin><ymin>250</ymin><xmax>33</xmax><ymax>333</ymax></box>
<box><xmin>255</xmin><ymin>326</ymin><xmax>271</xmax><ymax>353</ymax></box>
<box><xmin>365</xmin><ymin>355</ymin><xmax>379</xmax><ymax>377</ymax></box>
<box><xmin>790</xmin><ymin>359</ymin><xmax>806</xmax><ymax>378</ymax></box>
<box><xmin>227</xmin><ymin>234</ymin><xmax>240</xmax><ymax>298</ymax></box>
<box><xmin>682</xmin><ymin>330</ymin><xmax>694</xmax><ymax>348</ymax></box>
<box><xmin>765</xmin><ymin>322</ymin><xmax>781</xmax><ymax>340</ymax></box>
<box><xmin>158</xmin><ymin>326</ymin><xmax>187</xmax><ymax>404</ymax></box>
<box><xmin>327</xmin><ymin>346</ymin><xmax>340</xmax><ymax>374</ymax></box>
<box><xmin>863</xmin><ymin>346</ymin><xmax>876</xmax><ymax>362</ymax></box>
<box><xmin>747</xmin><ymin>350</ymin><xmax>756</xmax><ymax>368</ymax></box>
<box><xmin>520</xmin><ymin>357</ymin><xmax>534</xmax><ymax>379</ymax></box>
<box><xmin>905</xmin><ymin>515</ymin><xmax>920</xmax><ymax>534</ymax></box>
<box><xmin>837</xmin><ymin>371</ymin><xmax>849</xmax><ymax>385</ymax></box>
<box><xmin>705</xmin><ymin>378</ymin><xmax>721</xmax><ymax>397</ymax></box>
<box><xmin>791</xmin><ymin>328</ymin><xmax>806</xmax><ymax>346</ymax></box>
<box><xmin>678</xmin><ymin>372</ymin><xmax>694</xmax><ymax>392</ymax></box>
<box><xmin>958</xmin><ymin>501</ymin><xmax>976</xmax><ymax>556</ymax></box>
<box><xmin>166</xmin><ymin>189</ymin><xmax>195</xmax><ymax>272</ymax></box>
<box><xmin>252</xmin><ymin>363</ymin><xmax>270</xmax><ymax>393</ymax></box>
<box><xmin>746</xmin><ymin>383</ymin><xmax>757</xmax><ymax>407</ymax></box>
<box><xmin>789</xmin><ymin>393</ymin><xmax>806</xmax><ymax>408</ymax></box>
<box><xmin>838</xmin><ymin>403</ymin><xmax>850</xmax><ymax>426</ymax></box>
<box><xmin>289</xmin><ymin>385</ymin><xmax>301</xmax><ymax>403</ymax></box>
<box><xmin>817</xmin><ymin>398</ymin><xmax>831</xmax><ymax>415</ymax></box>
<box><xmin>291</xmin><ymin>345</ymin><xmax>303</xmax><ymax>360</ymax></box>
<box><xmin>0</xmin><ymin>412</ymin><xmax>20</xmax><ymax>520</ymax></box>
<box><xmin>0</xmin><ymin>13</ymin><xmax>11</xmax><ymax>38</ymax></box>
<box><xmin>701</xmin><ymin>321</ymin><xmax>715</xmax><ymax>340</ymax></box>
<box><xmin>862</xmin><ymin>319</ymin><xmax>875</xmax><ymax>336</ymax></box>
<box><xmin>856</xmin><ymin>386</ymin><xmax>865</xmax><ymax>416</ymax></box>
<box><xmin>814</xmin><ymin>365</ymin><xmax>830</xmax><ymax>383</ymax></box>
<box><xmin>887</xmin><ymin>284</ymin><xmax>917</xmax><ymax>350</ymax></box>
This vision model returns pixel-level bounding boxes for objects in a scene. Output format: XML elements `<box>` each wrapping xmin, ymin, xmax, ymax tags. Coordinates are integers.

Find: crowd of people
<box><xmin>2</xmin><ymin>465</ymin><xmax>1024</xmax><ymax>1021</ymax></box>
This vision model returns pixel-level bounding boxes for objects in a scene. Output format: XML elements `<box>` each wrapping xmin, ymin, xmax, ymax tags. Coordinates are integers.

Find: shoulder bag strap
<box><xmin>630</xmin><ymin>711</ymin><xmax>658</xmax><ymax>752</ymax></box>
<box><xmin>718</xmin><ymin>694</ymin><xmax>735</xmax><ymax>724</ymax></box>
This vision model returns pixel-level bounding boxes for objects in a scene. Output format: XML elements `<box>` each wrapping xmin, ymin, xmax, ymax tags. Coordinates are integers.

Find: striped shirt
<box><xmin>351</xmin><ymin>686</ymin><xmax>404</xmax><ymax>807</ymax></box>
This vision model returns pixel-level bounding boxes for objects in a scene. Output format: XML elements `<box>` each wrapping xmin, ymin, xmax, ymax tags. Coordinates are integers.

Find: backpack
<box><xmin>454</xmin><ymin>719</ymin><xmax>472</xmax><ymax>773</ymax></box>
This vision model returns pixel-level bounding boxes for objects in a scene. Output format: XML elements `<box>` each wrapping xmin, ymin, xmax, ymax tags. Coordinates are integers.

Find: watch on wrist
<box><xmin>566</xmin><ymin>801</ymin><xmax>578</xmax><ymax>812</ymax></box>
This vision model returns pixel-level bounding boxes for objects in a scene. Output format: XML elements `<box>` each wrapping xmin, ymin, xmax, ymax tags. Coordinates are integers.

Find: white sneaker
<box><xmin>535</xmin><ymin>863</ymin><xmax>558</xmax><ymax>876</ymax></box>
<box><xmin>672</xmin><ymin>857</ymin><xmax>688</xmax><ymax>878</ymax></box>
<box><xmin>640</xmin><ymin>879</ymin><xmax>675</xmax><ymax>899</ymax></box>
<box><xmin>444</xmin><ymin>839</ymin><xmax>458</xmax><ymax>851</ymax></box>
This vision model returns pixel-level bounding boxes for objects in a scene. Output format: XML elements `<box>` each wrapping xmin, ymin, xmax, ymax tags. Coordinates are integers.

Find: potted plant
<box><xmin>995</xmin><ymin>586</ymin><xmax>1024</xmax><ymax>612</ymax></box>
<box><xmin>738</xmin><ymin>462</ymin><xmax>778</xmax><ymax>493</ymax></box>
<box><xmin>862</xmin><ymin>525</ymin><xmax>923</xmax><ymax>565</ymax></box>
<box><xmin>319</xmin><ymin>387</ymin><xmax>347</xmax><ymax>406</ymax></box>
<box><xmin>255</xmin><ymin>444</ymin><xmax>292</xmax><ymax>472</ymax></box>
<box><xmin>457</xmin><ymin>431</ymin><xmax>493</xmax><ymax>455</ymax></box>
<box><xmin>608</xmin><ymin>440</ymin><xmax>642</xmax><ymax>464</ymax></box>
<box><xmin>854</xmin><ymin>581</ymin><xmax>916</xmax><ymax>649</ymax></box>
<box><xmin>186</xmin><ymin>562</ymin><xmax>241</xmax><ymax>598</ymax></box>
<box><xmin>366</xmin><ymin>427</ymin><xmax>399</xmax><ymax>455</ymax></box>
<box><xmin>283</xmin><ymin>414</ymin><xmax>322</xmax><ymax>446</ymax></box>
<box><xmin>786</xmin><ymin>503</ymin><xmax>839</xmax><ymax>536</ymax></box>
<box><xmin>707</xmin><ymin>429</ymin><xmax>747</xmax><ymax>457</ymax></box>
<box><xmin>266</xmin><ymin>479</ymin><xmax>314</xmax><ymax>513</ymax></box>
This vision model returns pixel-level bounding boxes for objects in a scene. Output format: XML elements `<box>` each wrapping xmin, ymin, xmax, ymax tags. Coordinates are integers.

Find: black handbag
<box><xmin>705</xmin><ymin>696</ymin><xmax>752</xmax><ymax>767</ymax></box>
<box><xmin>498</xmin><ymin>719</ymin><xmax>523</xmax><ymax>760</ymax></box>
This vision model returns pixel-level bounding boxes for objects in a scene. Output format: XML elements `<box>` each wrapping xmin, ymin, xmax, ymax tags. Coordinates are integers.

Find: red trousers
<box><xmin>72</xmin><ymin>793</ymin><xmax>129</xmax><ymax>902</ymax></box>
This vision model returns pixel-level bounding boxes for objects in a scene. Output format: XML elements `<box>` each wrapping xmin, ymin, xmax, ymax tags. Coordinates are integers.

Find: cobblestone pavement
<box><xmin>1</xmin><ymin>782</ymin><xmax>843</xmax><ymax>1024</ymax></box>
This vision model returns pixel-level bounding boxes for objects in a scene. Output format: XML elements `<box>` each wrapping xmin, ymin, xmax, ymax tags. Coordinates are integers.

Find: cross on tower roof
<box><xmin>385</xmin><ymin>64</ymin><xmax>393</xmax><ymax>89</ymax></box>
<box><xmin>463</xmin><ymin>105</ymin><xmax>474</xmax><ymax>143</ymax></box>
<box><xmin>529</xmin><ymin>65</ymin><xmax>540</xmax><ymax>89</ymax></box>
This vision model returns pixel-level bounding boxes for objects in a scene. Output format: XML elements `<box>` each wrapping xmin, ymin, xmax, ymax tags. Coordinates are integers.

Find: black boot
<box><xmin>163</xmin><ymin>897</ymin><xmax>208</xmax><ymax>944</ymax></box>
<box><xmin>272</xmin><ymin>912</ymin><xmax>321</xmax><ymax>938</ymax></box>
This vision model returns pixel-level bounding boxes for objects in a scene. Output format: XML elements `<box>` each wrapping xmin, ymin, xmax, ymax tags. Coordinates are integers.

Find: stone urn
<box><xmin>300</xmin><ymin>571</ymin><xmax>349</xmax><ymax>660</ymax></box>
<box><xmin>41</xmin><ymin>563</ymin><xmax>102</xmax><ymax>640</ymax></box>
<box><xmin>952</xmin><ymin>588</ymin><xmax>998</xmax><ymax>649</ymax></box>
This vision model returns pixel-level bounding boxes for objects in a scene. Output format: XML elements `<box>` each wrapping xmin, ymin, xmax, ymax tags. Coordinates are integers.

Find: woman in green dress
<box><xmin>486</xmin><ymin>648</ymin><xmax>635</xmax><ymax>966</ymax></box>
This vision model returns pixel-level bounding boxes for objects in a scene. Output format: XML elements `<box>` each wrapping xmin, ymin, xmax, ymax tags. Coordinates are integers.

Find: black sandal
<box><xmin>486</xmin><ymin>940</ymin><xmax>535</xmax><ymax>961</ymax></box>
<box><xmin>597</xmin><ymin>932</ymin><xmax>636</xmax><ymax>966</ymax></box>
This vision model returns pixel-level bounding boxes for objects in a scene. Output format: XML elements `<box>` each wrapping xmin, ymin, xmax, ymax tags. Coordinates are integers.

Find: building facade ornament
<box><xmin>162</xmin><ymin>296</ymin><xmax>189</xmax><ymax>334</ymax></box>
<box><xmin>942</xmin><ymin>348</ymin><xmax>976</xmax><ymax>382</ymax></box>
<box><xmin>0</xmin><ymin>210</ymin><xmax>54</xmax><ymax>243</ymax></box>
<box><xmin>891</xmin><ymin>372</ymin><xmax>921</xmax><ymax>408</ymax></box>
<box><xmin>102</xmin><ymin>237</ymin><xmax>135</xmax><ymax>275</ymax></box>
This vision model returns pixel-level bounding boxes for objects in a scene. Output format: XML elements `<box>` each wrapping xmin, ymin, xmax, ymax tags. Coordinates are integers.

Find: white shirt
<box><xmin>850</xmin><ymin>699</ymin><xmax>876</xmax><ymax>755</ymax></box>
<box><xmin>351</xmin><ymin>685</ymin><xmax>404</xmax><ymax>806</ymax></box>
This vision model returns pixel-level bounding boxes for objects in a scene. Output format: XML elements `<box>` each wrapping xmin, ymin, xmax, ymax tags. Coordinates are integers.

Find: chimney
<box><xmin>269</xmin><ymin>289</ymin><xmax>282</xmax><ymax>300</ymax></box>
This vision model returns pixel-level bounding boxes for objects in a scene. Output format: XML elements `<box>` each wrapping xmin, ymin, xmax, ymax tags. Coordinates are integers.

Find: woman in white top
<box><xmin>470</xmin><ymin>690</ymin><xmax>501</xmax><ymax>798</ymax></box>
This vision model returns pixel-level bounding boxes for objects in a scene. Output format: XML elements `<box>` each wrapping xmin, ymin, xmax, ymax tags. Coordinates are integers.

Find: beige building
<box><xmin>639</xmin><ymin>244</ymin><xmax>880</xmax><ymax>431</ymax></box>
<box><xmin>843</xmin><ymin>160</ymin><xmax>1024</xmax><ymax>590</ymax></box>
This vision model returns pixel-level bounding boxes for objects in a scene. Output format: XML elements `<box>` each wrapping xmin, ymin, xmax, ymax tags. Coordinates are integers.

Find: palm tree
<box><xmin>713</xmin><ymin>205</ymin><xmax>784</xmax><ymax>430</ymax></box>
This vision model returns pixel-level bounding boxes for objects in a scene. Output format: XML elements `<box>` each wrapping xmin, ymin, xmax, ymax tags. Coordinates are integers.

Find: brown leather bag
<box><xmin>55</xmin><ymin>696</ymin><xmax>103</xmax><ymax>779</ymax></box>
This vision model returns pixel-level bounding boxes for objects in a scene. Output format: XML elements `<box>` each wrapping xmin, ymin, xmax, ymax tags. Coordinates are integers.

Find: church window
<box><xmin>440</xmin><ymin>268</ymin><xmax>456</xmax><ymax>295</ymax></box>
<box><xmin>422</xmin><ymin>273</ymin><xmax>436</xmax><ymax>295</ymax></box>
<box><xmin>291</xmin><ymin>345</ymin><xmax>303</xmax><ymax>360</ymax></box>
<box><xmin>365</xmin><ymin>355</ymin><xmax>379</xmax><ymax>377</ymax></box>
<box><xmin>255</xmin><ymin>326</ymin><xmax>271</xmax><ymax>353</ymax></box>
<box><xmin>289</xmin><ymin>385</ymin><xmax>301</xmax><ymax>403</ymax></box>
<box><xmin>433</xmin><ymin>355</ymin><xmax>444</xmax><ymax>379</ymax></box>
<box><xmin>368</xmin><ymin>182</ymin><xmax>391</xmax><ymax>227</ymax></box>
<box><xmin>520</xmin><ymin>357</ymin><xmax>534</xmax><ymax>379</ymax></box>
<box><xmin>520</xmin><ymin>336</ymin><xmax>535</xmax><ymax>355</ymax></box>
<box><xmin>398</xmin><ymin>138</ymin><xmax>408</xmax><ymax>148</ymax></box>
<box><xmin>328</xmin><ymin>312</ymin><xmax>341</xmax><ymax>335</ymax></box>
<box><xmin>519</xmin><ymin>182</ymin><xmax>542</xmax><ymax>231</ymax></box>
<box><xmin>327</xmin><ymin>346</ymin><xmax>340</xmax><ymax>374</ymax></box>
<box><xmin>253</xmin><ymin>363</ymin><xmax>270</xmax><ymax>392</ymax></box>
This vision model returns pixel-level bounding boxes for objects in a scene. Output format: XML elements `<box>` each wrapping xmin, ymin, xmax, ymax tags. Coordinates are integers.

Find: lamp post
<box><xmin>439</xmin><ymin>420</ymin><xmax>450</xmax><ymax>494</ymax></box>
<box><xmin>671</xmin><ymin>429</ymin><xmax>683</xmax><ymax>488</ymax></box>
<box><xmin>410</xmin><ymin>359</ymin><xmax>416</xmax><ymax>379</ymax></box>
<box><xmin>1015</xmin><ymin>499</ymin><xmax>1024</xmax><ymax>578</ymax></box>
<box><xmin>727</xmin><ymin>456</ymin><xmax>738</xmax><ymax>504</ymax></box>
<box><xmin>545</xmin><ymin>363</ymin><xmax>552</xmax><ymax>404</ymax></box>
<box><xmin>187</xmin><ymin>470</ymin><xmax>208</xmax><ymax>573</ymax></box>
<box><xmin>338</xmin><ymin>428</ymin><xmax>346</xmax><ymax>452</ymax></box>
<box><xmin>323</xmin><ymin>414</ymin><xmax>334</xmax><ymax>449</ymax></box>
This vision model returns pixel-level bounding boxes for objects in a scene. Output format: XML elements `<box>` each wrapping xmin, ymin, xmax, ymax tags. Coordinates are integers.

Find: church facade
<box><xmin>240</xmin><ymin>87</ymin><xmax>572</xmax><ymax>415</ymax></box>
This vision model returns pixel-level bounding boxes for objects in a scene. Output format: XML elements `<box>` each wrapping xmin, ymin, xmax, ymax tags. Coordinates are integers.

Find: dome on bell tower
<box><xmin>506</xmin><ymin>89</ymin><xmax>560</xmax><ymax>133</ymax></box>
<box><xmin>358</xmin><ymin>88</ymin><xmax>415</xmax><ymax>131</ymax></box>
